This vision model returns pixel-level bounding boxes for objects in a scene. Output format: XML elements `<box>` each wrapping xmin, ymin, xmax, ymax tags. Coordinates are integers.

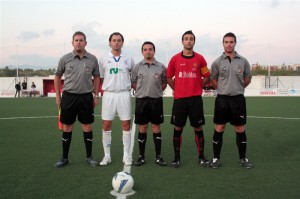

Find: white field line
<box><xmin>1</xmin><ymin>114</ymin><xmax>299</xmax><ymax>120</ymax></box>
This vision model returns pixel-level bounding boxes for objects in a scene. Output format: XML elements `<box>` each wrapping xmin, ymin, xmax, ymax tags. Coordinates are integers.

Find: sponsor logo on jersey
<box><xmin>178</xmin><ymin>71</ymin><xmax>197</xmax><ymax>78</ymax></box>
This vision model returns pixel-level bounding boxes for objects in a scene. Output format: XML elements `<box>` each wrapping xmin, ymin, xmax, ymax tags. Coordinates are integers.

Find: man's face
<box><xmin>72</xmin><ymin>35</ymin><xmax>87</xmax><ymax>52</ymax></box>
<box><xmin>142</xmin><ymin>44</ymin><xmax>155</xmax><ymax>60</ymax></box>
<box><xmin>182</xmin><ymin>34</ymin><xmax>195</xmax><ymax>50</ymax></box>
<box><xmin>109</xmin><ymin>35</ymin><xmax>123</xmax><ymax>51</ymax></box>
<box><xmin>223</xmin><ymin>36</ymin><xmax>236</xmax><ymax>53</ymax></box>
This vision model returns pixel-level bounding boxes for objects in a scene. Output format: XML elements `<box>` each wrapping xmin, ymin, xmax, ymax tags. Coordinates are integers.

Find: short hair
<box><xmin>72</xmin><ymin>31</ymin><xmax>86</xmax><ymax>41</ymax></box>
<box><xmin>109</xmin><ymin>32</ymin><xmax>124</xmax><ymax>42</ymax></box>
<box><xmin>223</xmin><ymin>32</ymin><xmax>237</xmax><ymax>42</ymax></box>
<box><xmin>141</xmin><ymin>41</ymin><xmax>155</xmax><ymax>52</ymax></box>
<box><xmin>182</xmin><ymin>30</ymin><xmax>196</xmax><ymax>41</ymax></box>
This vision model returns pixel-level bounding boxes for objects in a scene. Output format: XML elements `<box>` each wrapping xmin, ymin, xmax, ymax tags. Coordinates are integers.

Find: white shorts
<box><xmin>101</xmin><ymin>91</ymin><xmax>132</xmax><ymax>121</ymax></box>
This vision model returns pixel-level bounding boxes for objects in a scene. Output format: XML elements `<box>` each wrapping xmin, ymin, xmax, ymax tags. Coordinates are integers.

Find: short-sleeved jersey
<box><xmin>99</xmin><ymin>51</ymin><xmax>135</xmax><ymax>92</ymax></box>
<box><xmin>166</xmin><ymin>52</ymin><xmax>210</xmax><ymax>99</ymax></box>
<box><xmin>55</xmin><ymin>51</ymin><xmax>100</xmax><ymax>94</ymax></box>
<box><xmin>131</xmin><ymin>59</ymin><xmax>166</xmax><ymax>98</ymax></box>
<box><xmin>210</xmin><ymin>52</ymin><xmax>252</xmax><ymax>96</ymax></box>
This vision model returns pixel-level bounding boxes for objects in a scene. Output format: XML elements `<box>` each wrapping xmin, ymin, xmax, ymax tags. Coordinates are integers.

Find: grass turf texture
<box><xmin>0</xmin><ymin>97</ymin><xmax>299</xmax><ymax>198</ymax></box>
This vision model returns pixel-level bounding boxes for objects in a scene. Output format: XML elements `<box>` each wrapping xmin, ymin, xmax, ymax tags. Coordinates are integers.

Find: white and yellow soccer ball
<box><xmin>112</xmin><ymin>171</ymin><xmax>134</xmax><ymax>194</ymax></box>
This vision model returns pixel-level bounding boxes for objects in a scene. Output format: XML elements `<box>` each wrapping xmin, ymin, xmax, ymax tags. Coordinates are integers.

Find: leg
<box><xmin>134</xmin><ymin>124</ymin><xmax>147</xmax><ymax>166</ymax></box>
<box><xmin>54</xmin><ymin>123</ymin><xmax>74</xmax><ymax>167</ymax></box>
<box><xmin>122</xmin><ymin>120</ymin><xmax>132</xmax><ymax>166</ymax></box>
<box><xmin>81</xmin><ymin>123</ymin><xmax>97</xmax><ymax>166</ymax></box>
<box><xmin>210</xmin><ymin>124</ymin><xmax>225</xmax><ymax>169</ymax></box>
<box><xmin>194</xmin><ymin>126</ymin><xmax>209</xmax><ymax>167</ymax></box>
<box><xmin>138</xmin><ymin>124</ymin><xmax>148</xmax><ymax>158</ymax></box>
<box><xmin>171</xmin><ymin>126</ymin><xmax>182</xmax><ymax>168</ymax></box>
<box><xmin>235</xmin><ymin>125</ymin><xmax>252</xmax><ymax>168</ymax></box>
<box><xmin>170</xmin><ymin>98</ymin><xmax>187</xmax><ymax>168</ymax></box>
<box><xmin>100</xmin><ymin>120</ymin><xmax>112</xmax><ymax>166</ymax></box>
<box><xmin>152</xmin><ymin>124</ymin><xmax>167</xmax><ymax>166</ymax></box>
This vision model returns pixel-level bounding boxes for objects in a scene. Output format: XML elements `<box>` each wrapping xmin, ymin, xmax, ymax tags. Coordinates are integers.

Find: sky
<box><xmin>1</xmin><ymin>0</ymin><xmax>300</xmax><ymax>69</ymax></box>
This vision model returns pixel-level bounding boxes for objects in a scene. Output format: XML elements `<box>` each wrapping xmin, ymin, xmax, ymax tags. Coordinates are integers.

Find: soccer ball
<box><xmin>112</xmin><ymin>171</ymin><xmax>134</xmax><ymax>194</ymax></box>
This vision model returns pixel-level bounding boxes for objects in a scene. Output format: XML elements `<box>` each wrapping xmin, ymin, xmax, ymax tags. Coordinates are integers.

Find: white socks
<box><xmin>122</xmin><ymin>130</ymin><xmax>131</xmax><ymax>158</ymax></box>
<box><xmin>102</xmin><ymin>130</ymin><xmax>112</xmax><ymax>157</ymax></box>
<box><xmin>102</xmin><ymin>130</ymin><xmax>131</xmax><ymax>159</ymax></box>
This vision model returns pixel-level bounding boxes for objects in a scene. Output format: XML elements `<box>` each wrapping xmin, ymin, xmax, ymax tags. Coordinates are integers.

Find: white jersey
<box><xmin>99</xmin><ymin>51</ymin><xmax>135</xmax><ymax>92</ymax></box>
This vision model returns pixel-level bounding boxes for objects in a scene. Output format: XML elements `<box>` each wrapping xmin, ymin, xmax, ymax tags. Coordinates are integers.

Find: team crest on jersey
<box><xmin>154</xmin><ymin>73</ymin><xmax>161</xmax><ymax>80</ymax></box>
<box><xmin>237</xmin><ymin>66</ymin><xmax>243</xmax><ymax>74</ymax></box>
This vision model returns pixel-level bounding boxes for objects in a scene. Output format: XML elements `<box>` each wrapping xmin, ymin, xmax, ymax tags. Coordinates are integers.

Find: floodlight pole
<box><xmin>16</xmin><ymin>45</ymin><xmax>19</xmax><ymax>79</ymax></box>
<box><xmin>268</xmin><ymin>43</ymin><xmax>270</xmax><ymax>77</ymax></box>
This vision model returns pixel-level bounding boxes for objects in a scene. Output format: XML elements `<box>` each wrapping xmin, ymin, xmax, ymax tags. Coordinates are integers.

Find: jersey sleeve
<box><xmin>130</xmin><ymin>58</ymin><xmax>135</xmax><ymax>71</ymax></box>
<box><xmin>166</xmin><ymin>57</ymin><xmax>175</xmax><ymax>78</ymax></box>
<box><xmin>131</xmin><ymin>62</ymin><xmax>139</xmax><ymax>83</ymax></box>
<box><xmin>243</xmin><ymin>58</ymin><xmax>252</xmax><ymax>79</ymax></box>
<box><xmin>55</xmin><ymin>57</ymin><xmax>65</xmax><ymax>76</ymax></box>
<box><xmin>161</xmin><ymin>64</ymin><xmax>167</xmax><ymax>83</ymax></box>
<box><xmin>92</xmin><ymin>57</ymin><xmax>100</xmax><ymax>77</ymax></box>
<box><xmin>210</xmin><ymin>59</ymin><xmax>219</xmax><ymax>80</ymax></box>
<box><xmin>99</xmin><ymin>58</ymin><xmax>105</xmax><ymax>78</ymax></box>
<box><xmin>200</xmin><ymin>56</ymin><xmax>210</xmax><ymax>78</ymax></box>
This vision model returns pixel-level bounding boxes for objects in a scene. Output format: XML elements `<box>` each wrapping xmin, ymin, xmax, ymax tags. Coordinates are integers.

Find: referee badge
<box><xmin>154</xmin><ymin>73</ymin><xmax>161</xmax><ymax>80</ymax></box>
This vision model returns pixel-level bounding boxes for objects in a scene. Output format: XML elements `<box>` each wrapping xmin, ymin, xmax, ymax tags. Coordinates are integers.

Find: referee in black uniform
<box><xmin>210</xmin><ymin>32</ymin><xmax>253</xmax><ymax>169</ymax></box>
<box><xmin>54</xmin><ymin>31</ymin><xmax>100</xmax><ymax>167</ymax></box>
<box><xmin>131</xmin><ymin>41</ymin><xmax>167</xmax><ymax>166</ymax></box>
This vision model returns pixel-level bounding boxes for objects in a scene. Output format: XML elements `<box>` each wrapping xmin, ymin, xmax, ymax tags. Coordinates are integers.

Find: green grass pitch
<box><xmin>0</xmin><ymin>97</ymin><xmax>299</xmax><ymax>198</ymax></box>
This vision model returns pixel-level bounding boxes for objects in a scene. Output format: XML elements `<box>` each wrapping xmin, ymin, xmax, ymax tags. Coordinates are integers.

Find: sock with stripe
<box><xmin>236</xmin><ymin>131</ymin><xmax>247</xmax><ymax>159</ymax></box>
<box><xmin>62</xmin><ymin>131</ymin><xmax>72</xmax><ymax>159</ymax></box>
<box><xmin>83</xmin><ymin>131</ymin><xmax>93</xmax><ymax>158</ymax></box>
<box><xmin>212</xmin><ymin>130</ymin><xmax>223</xmax><ymax>159</ymax></box>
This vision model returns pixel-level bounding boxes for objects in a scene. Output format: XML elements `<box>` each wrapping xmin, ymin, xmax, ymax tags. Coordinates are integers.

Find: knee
<box><xmin>235</xmin><ymin>125</ymin><xmax>246</xmax><ymax>133</ymax></box>
<box><xmin>82</xmin><ymin>124</ymin><xmax>92</xmax><ymax>132</ymax></box>
<box><xmin>139</xmin><ymin>125</ymin><xmax>148</xmax><ymax>133</ymax></box>
<box><xmin>122</xmin><ymin>121</ymin><xmax>131</xmax><ymax>131</ymax></box>
<box><xmin>174</xmin><ymin>126</ymin><xmax>183</xmax><ymax>131</ymax></box>
<box><xmin>152</xmin><ymin>125</ymin><xmax>161</xmax><ymax>133</ymax></box>
<box><xmin>215</xmin><ymin>124</ymin><xmax>226</xmax><ymax>132</ymax></box>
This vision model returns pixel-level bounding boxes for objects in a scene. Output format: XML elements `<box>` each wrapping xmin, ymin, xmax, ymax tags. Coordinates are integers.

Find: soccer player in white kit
<box><xmin>99</xmin><ymin>32</ymin><xmax>135</xmax><ymax>166</ymax></box>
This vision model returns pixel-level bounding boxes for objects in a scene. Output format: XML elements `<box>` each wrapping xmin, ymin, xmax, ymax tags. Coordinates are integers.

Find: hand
<box><xmin>93</xmin><ymin>96</ymin><xmax>99</xmax><ymax>107</ymax></box>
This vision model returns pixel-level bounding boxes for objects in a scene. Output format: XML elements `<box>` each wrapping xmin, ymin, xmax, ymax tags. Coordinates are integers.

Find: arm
<box><xmin>54</xmin><ymin>75</ymin><xmax>62</xmax><ymax>109</ymax></box>
<box><xmin>93</xmin><ymin>76</ymin><xmax>100</xmax><ymax>107</ymax></box>
<box><xmin>211</xmin><ymin>79</ymin><xmax>218</xmax><ymax>89</ymax></box>
<box><xmin>130</xmin><ymin>62</ymin><xmax>139</xmax><ymax>91</ymax></box>
<box><xmin>162</xmin><ymin>82</ymin><xmax>167</xmax><ymax>91</ymax></box>
<box><xmin>244</xmin><ymin>77</ymin><xmax>251</xmax><ymax>88</ymax></box>
<box><xmin>131</xmin><ymin>82</ymin><xmax>137</xmax><ymax>90</ymax></box>
<box><xmin>166</xmin><ymin>77</ymin><xmax>174</xmax><ymax>90</ymax></box>
<box><xmin>243</xmin><ymin>59</ymin><xmax>251</xmax><ymax>88</ymax></box>
<box><xmin>202</xmin><ymin>77</ymin><xmax>210</xmax><ymax>88</ymax></box>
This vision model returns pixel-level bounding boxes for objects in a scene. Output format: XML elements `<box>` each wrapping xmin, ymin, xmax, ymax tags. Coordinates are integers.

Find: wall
<box><xmin>1</xmin><ymin>76</ymin><xmax>300</xmax><ymax>97</ymax></box>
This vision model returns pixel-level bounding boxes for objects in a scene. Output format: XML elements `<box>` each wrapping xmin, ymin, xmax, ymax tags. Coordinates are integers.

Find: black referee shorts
<box><xmin>60</xmin><ymin>91</ymin><xmax>94</xmax><ymax>125</ymax></box>
<box><xmin>171</xmin><ymin>95</ymin><xmax>205</xmax><ymax>128</ymax></box>
<box><xmin>213</xmin><ymin>94</ymin><xmax>247</xmax><ymax>125</ymax></box>
<box><xmin>134</xmin><ymin>97</ymin><xmax>164</xmax><ymax>125</ymax></box>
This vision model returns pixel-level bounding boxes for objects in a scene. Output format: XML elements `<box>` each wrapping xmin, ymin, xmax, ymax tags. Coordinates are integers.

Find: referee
<box><xmin>131</xmin><ymin>41</ymin><xmax>167</xmax><ymax>166</ymax></box>
<box><xmin>54</xmin><ymin>31</ymin><xmax>100</xmax><ymax>167</ymax></box>
<box><xmin>210</xmin><ymin>32</ymin><xmax>253</xmax><ymax>169</ymax></box>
